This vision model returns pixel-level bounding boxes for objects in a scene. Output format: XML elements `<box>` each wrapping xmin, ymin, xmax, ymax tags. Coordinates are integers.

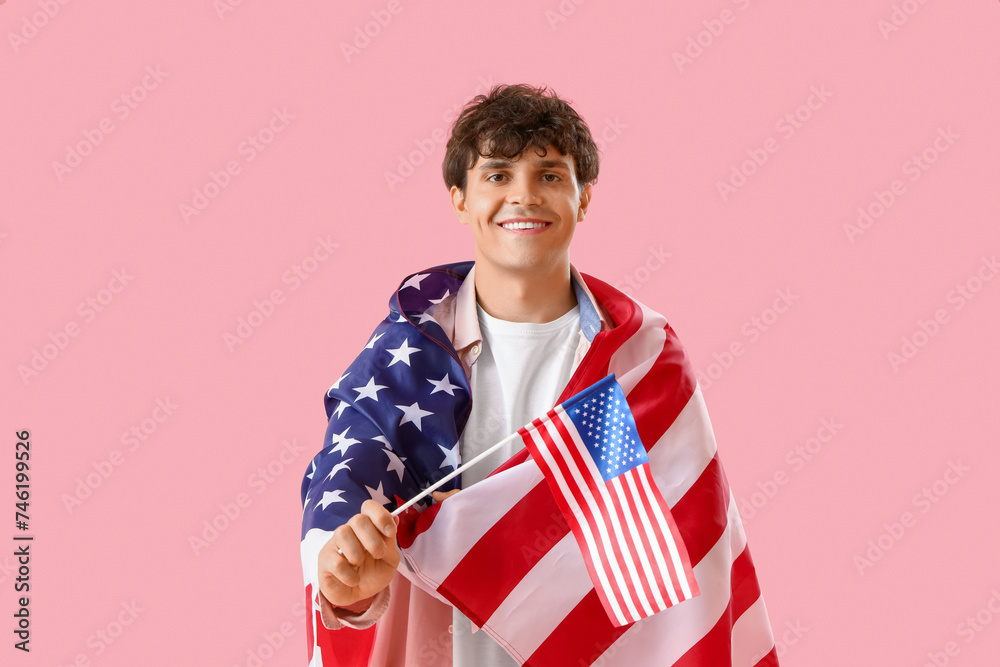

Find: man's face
<box><xmin>450</xmin><ymin>144</ymin><xmax>592</xmax><ymax>277</ymax></box>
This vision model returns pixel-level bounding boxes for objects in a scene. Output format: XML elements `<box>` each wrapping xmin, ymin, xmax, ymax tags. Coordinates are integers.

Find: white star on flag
<box><xmin>327</xmin><ymin>372</ymin><xmax>349</xmax><ymax>396</ymax></box>
<box><xmin>317</xmin><ymin>489</ymin><xmax>347</xmax><ymax>510</ymax></box>
<box><xmin>383</xmin><ymin>449</ymin><xmax>406</xmax><ymax>482</ymax></box>
<box><xmin>353</xmin><ymin>377</ymin><xmax>388</xmax><ymax>402</ymax></box>
<box><xmin>364</xmin><ymin>332</ymin><xmax>385</xmax><ymax>349</ymax></box>
<box><xmin>427</xmin><ymin>373</ymin><xmax>461</xmax><ymax>396</ymax></box>
<box><xmin>366</xmin><ymin>481</ymin><xmax>390</xmax><ymax>506</ymax></box>
<box><xmin>324</xmin><ymin>459</ymin><xmax>353</xmax><ymax>482</ymax></box>
<box><xmin>396</xmin><ymin>401</ymin><xmax>433</xmax><ymax>430</ymax></box>
<box><xmin>329</xmin><ymin>428</ymin><xmax>360</xmax><ymax>456</ymax></box>
<box><xmin>429</xmin><ymin>289</ymin><xmax>451</xmax><ymax>305</ymax></box>
<box><xmin>438</xmin><ymin>442</ymin><xmax>460</xmax><ymax>470</ymax></box>
<box><xmin>401</xmin><ymin>273</ymin><xmax>429</xmax><ymax>291</ymax></box>
<box><xmin>417</xmin><ymin>312</ymin><xmax>437</xmax><ymax>325</ymax></box>
<box><xmin>333</xmin><ymin>401</ymin><xmax>349</xmax><ymax>419</ymax></box>
<box><xmin>386</xmin><ymin>339</ymin><xmax>421</xmax><ymax>367</ymax></box>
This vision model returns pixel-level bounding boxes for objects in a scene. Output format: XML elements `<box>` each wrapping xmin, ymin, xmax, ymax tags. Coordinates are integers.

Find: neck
<box><xmin>473</xmin><ymin>259</ymin><xmax>577</xmax><ymax>323</ymax></box>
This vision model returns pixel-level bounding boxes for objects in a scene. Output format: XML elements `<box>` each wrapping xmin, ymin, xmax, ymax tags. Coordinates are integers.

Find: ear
<box><xmin>576</xmin><ymin>182</ymin><xmax>593</xmax><ymax>223</ymax></box>
<box><xmin>450</xmin><ymin>185</ymin><xmax>471</xmax><ymax>225</ymax></box>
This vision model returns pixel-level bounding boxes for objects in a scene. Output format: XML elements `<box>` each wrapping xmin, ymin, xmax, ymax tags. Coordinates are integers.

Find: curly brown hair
<box><xmin>442</xmin><ymin>83</ymin><xmax>600</xmax><ymax>193</ymax></box>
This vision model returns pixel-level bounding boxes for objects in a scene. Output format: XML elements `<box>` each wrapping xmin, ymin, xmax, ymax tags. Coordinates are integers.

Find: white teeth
<box><xmin>501</xmin><ymin>221</ymin><xmax>546</xmax><ymax>230</ymax></box>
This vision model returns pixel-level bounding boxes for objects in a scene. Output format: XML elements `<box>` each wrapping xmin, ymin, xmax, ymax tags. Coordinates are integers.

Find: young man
<box><xmin>300</xmin><ymin>84</ymin><xmax>779</xmax><ymax>666</ymax></box>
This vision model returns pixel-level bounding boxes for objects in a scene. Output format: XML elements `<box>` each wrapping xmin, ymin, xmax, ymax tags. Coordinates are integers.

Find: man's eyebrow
<box><xmin>477</xmin><ymin>158</ymin><xmax>570</xmax><ymax>171</ymax></box>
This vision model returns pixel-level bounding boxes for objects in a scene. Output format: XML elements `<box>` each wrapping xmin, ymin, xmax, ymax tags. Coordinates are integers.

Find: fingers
<box><xmin>360</xmin><ymin>499</ymin><xmax>396</xmax><ymax>539</ymax></box>
<box><xmin>432</xmin><ymin>488</ymin><xmax>460</xmax><ymax>502</ymax></box>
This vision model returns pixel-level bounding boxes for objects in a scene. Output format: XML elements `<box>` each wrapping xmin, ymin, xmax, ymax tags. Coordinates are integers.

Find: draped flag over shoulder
<box><xmin>518</xmin><ymin>374</ymin><xmax>698</xmax><ymax>627</ymax></box>
<box><xmin>302</xmin><ymin>261</ymin><xmax>780</xmax><ymax>667</ymax></box>
<box><xmin>392</xmin><ymin>270</ymin><xmax>779</xmax><ymax>666</ymax></box>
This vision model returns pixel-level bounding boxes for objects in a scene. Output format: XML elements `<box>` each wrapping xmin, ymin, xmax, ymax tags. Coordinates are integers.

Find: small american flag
<box><xmin>518</xmin><ymin>374</ymin><xmax>698</xmax><ymax>627</ymax></box>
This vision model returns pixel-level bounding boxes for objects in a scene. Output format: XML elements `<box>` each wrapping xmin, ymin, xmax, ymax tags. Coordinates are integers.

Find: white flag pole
<box><xmin>391</xmin><ymin>430</ymin><xmax>521</xmax><ymax>517</ymax></box>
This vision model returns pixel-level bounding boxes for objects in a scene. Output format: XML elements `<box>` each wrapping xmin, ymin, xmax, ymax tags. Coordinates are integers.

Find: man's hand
<box><xmin>318</xmin><ymin>499</ymin><xmax>400</xmax><ymax>609</ymax></box>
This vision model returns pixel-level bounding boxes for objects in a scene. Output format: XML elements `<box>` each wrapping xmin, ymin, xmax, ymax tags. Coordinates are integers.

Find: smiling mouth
<box><xmin>497</xmin><ymin>221</ymin><xmax>550</xmax><ymax>230</ymax></box>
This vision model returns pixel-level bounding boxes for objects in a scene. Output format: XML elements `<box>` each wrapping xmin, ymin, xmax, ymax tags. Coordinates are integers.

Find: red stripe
<box><xmin>523</xmin><ymin>590</ymin><xmax>632</xmax><ymax>667</ymax></box>
<box><xmin>730</xmin><ymin>545</ymin><xmax>763</xmax><ymax>620</ymax></box>
<box><xmin>621</xmin><ymin>467</ymin><xmax>677</xmax><ymax>607</ymax></box>
<box><xmin>671</xmin><ymin>455</ymin><xmax>729</xmax><ymax>565</ymax></box>
<box><xmin>625</xmin><ymin>323</ymin><xmax>697</xmax><ymax>457</ymax></box>
<box><xmin>617</xmin><ymin>469</ymin><xmax>671</xmax><ymax>610</ymax></box>
<box><xmin>672</xmin><ymin>599</ymin><xmax>734</xmax><ymax>667</ymax></box>
<box><xmin>540</xmin><ymin>414</ymin><xmax>635</xmax><ymax>622</ymax></box>
<box><xmin>754</xmin><ymin>646</ymin><xmax>780</xmax><ymax>666</ymax></box>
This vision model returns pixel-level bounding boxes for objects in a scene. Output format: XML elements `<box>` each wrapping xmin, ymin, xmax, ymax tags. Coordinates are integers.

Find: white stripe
<box><xmin>610</xmin><ymin>475</ymin><xmax>667</xmax><ymax>612</ymax></box>
<box><xmin>547</xmin><ymin>409</ymin><xmax>653</xmax><ymax>620</ymax></box>
<box><xmin>731</xmin><ymin>595</ymin><xmax>776</xmax><ymax>667</ymax></box>
<box><xmin>637</xmin><ymin>463</ymin><xmax>695</xmax><ymax>600</ymax></box>
<box><xmin>608</xmin><ymin>302</ymin><xmax>666</xmax><ymax>395</ymax></box>
<box><xmin>622</xmin><ymin>469</ymin><xmax>679</xmax><ymax>606</ymax></box>
<box><xmin>301</xmin><ymin>527</ymin><xmax>335</xmax><ymax>591</ymax></box>
<box><xmin>645</xmin><ymin>385</ymin><xmax>718</xmax><ymax>507</ymax></box>
<box><xmin>527</xmin><ymin>417</ymin><xmax>632</xmax><ymax>625</ymax></box>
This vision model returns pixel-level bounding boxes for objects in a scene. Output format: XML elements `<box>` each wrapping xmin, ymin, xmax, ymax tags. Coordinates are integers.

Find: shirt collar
<box><xmin>450</xmin><ymin>263</ymin><xmax>608</xmax><ymax>354</ymax></box>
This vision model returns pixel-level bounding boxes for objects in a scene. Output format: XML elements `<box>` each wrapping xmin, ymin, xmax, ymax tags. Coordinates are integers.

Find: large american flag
<box><xmin>517</xmin><ymin>374</ymin><xmax>698</xmax><ymax>627</ymax></box>
<box><xmin>300</xmin><ymin>261</ymin><xmax>780</xmax><ymax>666</ymax></box>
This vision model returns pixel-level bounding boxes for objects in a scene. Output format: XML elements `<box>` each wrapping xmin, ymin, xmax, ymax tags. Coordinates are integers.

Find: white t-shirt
<box><xmin>452</xmin><ymin>302</ymin><xmax>582</xmax><ymax>666</ymax></box>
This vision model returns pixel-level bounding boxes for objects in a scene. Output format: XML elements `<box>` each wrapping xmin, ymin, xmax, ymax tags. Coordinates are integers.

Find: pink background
<box><xmin>3</xmin><ymin>1</ymin><xmax>999</xmax><ymax>665</ymax></box>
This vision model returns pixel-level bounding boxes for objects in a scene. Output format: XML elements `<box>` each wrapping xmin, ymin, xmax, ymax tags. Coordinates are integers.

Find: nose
<box><xmin>505</xmin><ymin>177</ymin><xmax>541</xmax><ymax>206</ymax></box>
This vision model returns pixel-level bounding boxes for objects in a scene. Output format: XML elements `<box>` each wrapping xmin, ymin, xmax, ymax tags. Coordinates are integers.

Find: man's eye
<box><xmin>487</xmin><ymin>174</ymin><xmax>505</xmax><ymax>182</ymax></box>
<box><xmin>542</xmin><ymin>174</ymin><xmax>560</xmax><ymax>182</ymax></box>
